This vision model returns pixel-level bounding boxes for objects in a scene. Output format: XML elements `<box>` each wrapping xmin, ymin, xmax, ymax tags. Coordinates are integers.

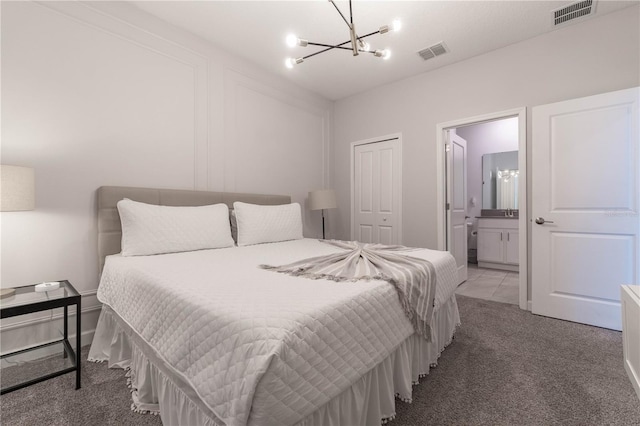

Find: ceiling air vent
<box><xmin>552</xmin><ymin>0</ymin><xmax>596</xmax><ymax>26</ymax></box>
<box><xmin>418</xmin><ymin>42</ymin><xmax>448</xmax><ymax>61</ymax></box>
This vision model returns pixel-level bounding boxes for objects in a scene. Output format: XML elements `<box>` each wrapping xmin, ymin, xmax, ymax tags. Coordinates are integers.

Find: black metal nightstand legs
<box><xmin>76</xmin><ymin>297</ymin><xmax>81</xmax><ymax>390</ymax></box>
<box><xmin>63</xmin><ymin>305</ymin><xmax>68</xmax><ymax>359</ymax></box>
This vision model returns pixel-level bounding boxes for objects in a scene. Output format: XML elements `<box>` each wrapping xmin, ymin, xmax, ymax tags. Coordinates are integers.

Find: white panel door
<box><xmin>447</xmin><ymin>132</ymin><xmax>468</xmax><ymax>284</ymax></box>
<box><xmin>532</xmin><ymin>87</ymin><xmax>639</xmax><ymax>330</ymax></box>
<box><xmin>353</xmin><ymin>139</ymin><xmax>401</xmax><ymax>244</ymax></box>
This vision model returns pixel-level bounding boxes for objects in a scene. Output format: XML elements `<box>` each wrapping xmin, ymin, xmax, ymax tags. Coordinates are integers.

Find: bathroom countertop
<box><xmin>479</xmin><ymin>209</ymin><xmax>519</xmax><ymax>219</ymax></box>
<box><xmin>476</xmin><ymin>216</ymin><xmax>518</xmax><ymax>219</ymax></box>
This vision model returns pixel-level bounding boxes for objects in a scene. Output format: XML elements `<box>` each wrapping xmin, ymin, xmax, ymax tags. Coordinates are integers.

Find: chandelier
<box><xmin>284</xmin><ymin>0</ymin><xmax>401</xmax><ymax>68</ymax></box>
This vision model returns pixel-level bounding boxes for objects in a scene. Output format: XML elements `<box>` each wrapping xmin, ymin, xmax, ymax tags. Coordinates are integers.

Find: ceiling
<box><xmin>131</xmin><ymin>1</ymin><xmax>636</xmax><ymax>100</ymax></box>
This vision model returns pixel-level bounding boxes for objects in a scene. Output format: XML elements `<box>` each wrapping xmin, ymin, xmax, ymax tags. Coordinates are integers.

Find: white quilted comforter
<box><xmin>97</xmin><ymin>239</ymin><xmax>458</xmax><ymax>426</ymax></box>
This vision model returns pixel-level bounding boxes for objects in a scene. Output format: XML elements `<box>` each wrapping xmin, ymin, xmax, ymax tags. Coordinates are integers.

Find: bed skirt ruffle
<box><xmin>88</xmin><ymin>296</ymin><xmax>460</xmax><ymax>425</ymax></box>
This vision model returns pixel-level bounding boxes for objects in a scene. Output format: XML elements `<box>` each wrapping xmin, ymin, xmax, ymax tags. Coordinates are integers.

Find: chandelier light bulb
<box><xmin>380</xmin><ymin>19</ymin><xmax>402</xmax><ymax>34</ymax></box>
<box><xmin>374</xmin><ymin>49</ymin><xmax>391</xmax><ymax>59</ymax></box>
<box><xmin>285</xmin><ymin>57</ymin><xmax>304</xmax><ymax>69</ymax></box>
<box><xmin>358</xmin><ymin>39</ymin><xmax>370</xmax><ymax>52</ymax></box>
<box><xmin>286</xmin><ymin>34</ymin><xmax>298</xmax><ymax>48</ymax></box>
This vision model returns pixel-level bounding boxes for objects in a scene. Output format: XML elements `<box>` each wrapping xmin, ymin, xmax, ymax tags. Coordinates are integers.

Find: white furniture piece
<box><xmin>477</xmin><ymin>218</ymin><xmax>519</xmax><ymax>272</ymax></box>
<box><xmin>621</xmin><ymin>285</ymin><xmax>640</xmax><ymax>401</ymax></box>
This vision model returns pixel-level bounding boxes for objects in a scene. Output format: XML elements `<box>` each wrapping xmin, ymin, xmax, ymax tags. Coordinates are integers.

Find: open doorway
<box><xmin>436</xmin><ymin>108</ymin><xmax>528</xmax><ymax>310</ymax></box>
<box><xmin>456</xmin><ymin>117</ymin><xmax>520</xmax><ymax>304</ymax></box>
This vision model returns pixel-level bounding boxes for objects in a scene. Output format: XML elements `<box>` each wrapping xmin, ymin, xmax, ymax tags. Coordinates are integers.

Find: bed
<box><xmin>88</xmin><ymin>186</ymin><xmax>461</xmax><ymax>426</ymax></box>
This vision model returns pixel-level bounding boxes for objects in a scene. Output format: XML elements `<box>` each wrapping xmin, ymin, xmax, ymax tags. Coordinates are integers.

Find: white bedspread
<box><xmin>96</xmin><ymin>239</ymin><xmax>458</xmax><ymax>426</ymax></box>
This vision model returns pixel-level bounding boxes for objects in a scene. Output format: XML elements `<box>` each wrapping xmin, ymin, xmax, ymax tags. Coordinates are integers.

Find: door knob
<box><xmin>383</xmin><ymin>218</ymin><xmax>387</xmax><ymax>222</ymax></box>
<box><xmin>535</xmin><ymin>217</ymin><xmax>554</xmax><ymax>225</ymax></box>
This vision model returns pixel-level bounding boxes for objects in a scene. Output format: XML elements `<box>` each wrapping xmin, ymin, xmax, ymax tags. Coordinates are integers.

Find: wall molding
<box><xmin>34</xmin><ymin>0</ymin><xmax>210</xmax><ymax>190</ymax></box>
<box><xmin>223</xmin><ymin>67</ymin><xmax>331</xmax><ymax>193</ymax></box>
<box><xmin>224</xmin><ymin>67</ymin><xmax>330</xmax><ymax>116</ymax></box>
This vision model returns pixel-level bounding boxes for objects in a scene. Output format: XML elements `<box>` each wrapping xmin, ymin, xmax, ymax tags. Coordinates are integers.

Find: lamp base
<box><xmin>0</xmin><ymin>288</ymin><xmax>16</xmax><ymax>299</ymax></box>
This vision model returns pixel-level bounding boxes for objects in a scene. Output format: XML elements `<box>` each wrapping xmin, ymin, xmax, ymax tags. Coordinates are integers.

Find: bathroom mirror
<box><xmin>482</xmin><ymin>151</ymin><xmax>518</xmax><ymax>209</ymax></box>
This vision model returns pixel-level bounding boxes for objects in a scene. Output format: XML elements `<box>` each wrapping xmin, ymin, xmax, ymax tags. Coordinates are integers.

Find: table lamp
<box><xmin>308</xmin><ymin>189</ymin><xmax>336</xmax><ymax>239</ymax></box>
<box><xmin>0</xmin><ymin>165</ymin><xmax>35</xmax><ymax>299</ymax></box>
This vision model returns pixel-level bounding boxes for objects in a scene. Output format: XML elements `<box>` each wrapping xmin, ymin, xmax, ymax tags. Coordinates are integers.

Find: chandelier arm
<box><xmin>303</xmin><ymin>46</ymin><xmax>348</xmax><ymax>60</ymax></box>
<box><xmin>302</xmin><ymin>48</ymin><xmax>334</xmax><ymax>60</ymax></box>
<box><xmin>358</xmin><ymin>30</ymin><xmax>381</xmax><ymax>40</ymax></box>
<box><xmin>302</xmin><ymin>36</ymin><xmax>353</xmax><ymax>59</ymax></box>
<box><xmin>302</xmin><ymin>45</ymin><xmax>380</xmax><ymax>61</ymax></box>
<box><xmin>300</xmin><ymin>29</ymin><xmax>383</xmax><ymax>60</ymax></box>
<box><xmin>353</xmin><ymin>29</ymin><xmax>382</xmax><ymax>48</ymax></box>
<box><xmin>307</xmin><ymin>42</ymin><xmax>353</xmax><ymax>51</ymax></box>
<box><xmin>328</xmin><ymin>0</ymin><xmax>352</xmax><ymax>30</ymax></box>
<box><xmin>349</xmin><ymin>0</ymin><xmax>353</xmax><ymax>25</ymax></box>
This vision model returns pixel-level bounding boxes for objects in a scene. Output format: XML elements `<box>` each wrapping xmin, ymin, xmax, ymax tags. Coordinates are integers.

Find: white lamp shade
<box><xmin>308</xmin><ymin>189</ymin><xmax>337</xmax><ymax>211</ymax></box>
<box><xmin>1</xmin><ymin>165</ymin><xmax>35</xmax><ymax>211</ymax></box>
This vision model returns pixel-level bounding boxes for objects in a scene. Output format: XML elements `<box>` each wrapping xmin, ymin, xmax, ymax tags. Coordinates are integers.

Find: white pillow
<box><xmin>233</xmin><ymin>202</ymin><xmax>303</xmax><ymax>246</ymax></box>
<box><xmin>117</xmin><ymin>199</ymin><xmax>234</xmax><ymax>256</ymax></box>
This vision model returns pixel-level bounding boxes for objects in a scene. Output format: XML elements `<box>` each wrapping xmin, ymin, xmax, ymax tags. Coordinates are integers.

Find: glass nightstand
<box><xmin>0</xmin><ymin>280</ymin><xmax>81</xmax><ymax>394</ymax></box>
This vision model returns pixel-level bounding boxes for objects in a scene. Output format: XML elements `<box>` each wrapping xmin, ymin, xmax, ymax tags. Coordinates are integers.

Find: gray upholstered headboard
<box><xmin>97</xmin><ymin>186</ymin><xmax>291</xmax><ymax>274</ymax></box>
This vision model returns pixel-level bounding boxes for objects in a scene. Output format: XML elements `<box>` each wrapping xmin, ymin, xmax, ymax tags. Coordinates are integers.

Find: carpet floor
<box><xmin>1</xmin><ymin>295</ymin><xmax>639</xmax><ymax>425</ymax></box>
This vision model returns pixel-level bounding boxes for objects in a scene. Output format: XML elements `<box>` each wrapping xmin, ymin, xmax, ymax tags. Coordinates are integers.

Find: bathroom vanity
<box><xmin>476</xmin><ymin>150</ymin><xmax>520</xmax><ymax>272</ymax></box>
<box><xmin>477</xmin><ymin>216</ymin><xmax>519</xmax><ymax>272</ymax></box>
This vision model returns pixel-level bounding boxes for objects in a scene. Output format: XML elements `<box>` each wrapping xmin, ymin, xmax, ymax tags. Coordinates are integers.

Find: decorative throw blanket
<box><xmin>260</xmin><ymin>240</ymin><xmax>438</xmax><ymax>341</ymax></box>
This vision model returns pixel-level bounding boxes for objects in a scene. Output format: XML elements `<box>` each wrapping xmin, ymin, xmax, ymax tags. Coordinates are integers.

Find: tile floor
<box><xmin>455</xmin><ymin>263</ymin><xmax>519</xmax><ymax>305</ymax></box>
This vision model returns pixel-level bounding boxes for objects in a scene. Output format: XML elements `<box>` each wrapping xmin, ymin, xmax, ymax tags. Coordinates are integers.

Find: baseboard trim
<box><xmin>0</xmin><ymin>304</ymin><xmax>102</xmax><ymax>332</ymax></box>
<box><xmin>0</xmin><ymin>304</ymin><xmax>102</xmax><ymax>358</ymax></box>
<box><xmin>0</xmin><ymin>329</ymin><xmax>96</xmax><ymax>362</ymax></box>
<box><xmin>477</xmin><ymin>262</ymin><xmax>519</xmax><ymax>272</ymax></box>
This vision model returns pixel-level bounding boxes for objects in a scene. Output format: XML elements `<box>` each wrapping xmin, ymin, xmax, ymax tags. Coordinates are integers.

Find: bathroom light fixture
<box><xmin>284</xmin><ymin>0</ymin><xmax>400</xmax><ymax>68</ymax></box>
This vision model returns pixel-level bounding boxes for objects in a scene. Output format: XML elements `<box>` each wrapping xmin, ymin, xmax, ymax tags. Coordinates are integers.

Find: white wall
<box><xmin>332</xmin><ymin>6</ymin><xmax>639</xmax><ymax>252</ymax></box>
<box><xmin>457</xmin><ymin>117</ymin><xmax>519</xmax><ymax>223</ymax></box>
<box><xmin>0</xmin><ymin>1</ymin><xmax>332</xmax><ymax>352</ymax></box>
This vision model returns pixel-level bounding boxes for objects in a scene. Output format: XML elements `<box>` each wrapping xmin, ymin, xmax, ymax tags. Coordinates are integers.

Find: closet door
<box><xmin>353</xmin><ymin>138</ymin><xmax>401</xmax><ymax>244</ymax></box>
